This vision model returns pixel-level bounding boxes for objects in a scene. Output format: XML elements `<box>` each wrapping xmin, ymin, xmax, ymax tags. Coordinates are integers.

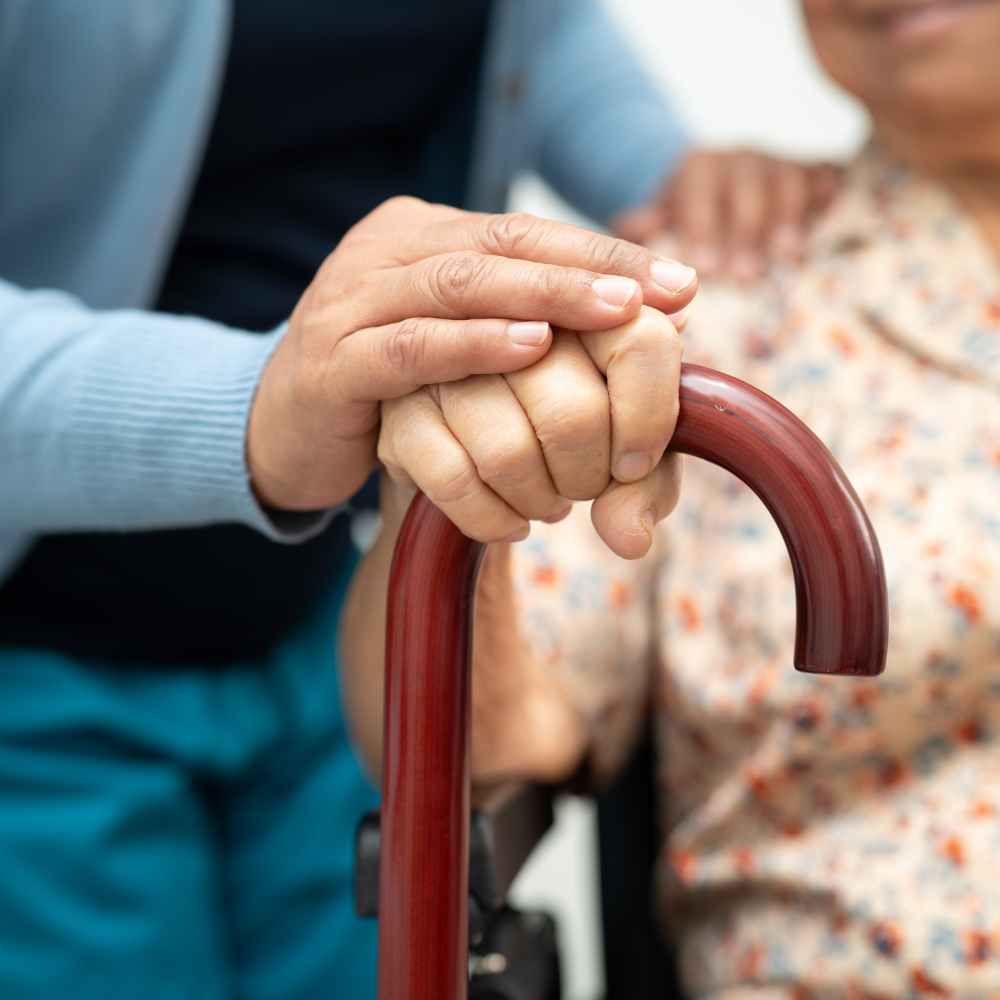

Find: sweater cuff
<box><xmin>70</xmin><ymin>315</ymin><xmax>330</xmax><ymax>542</ymax></box>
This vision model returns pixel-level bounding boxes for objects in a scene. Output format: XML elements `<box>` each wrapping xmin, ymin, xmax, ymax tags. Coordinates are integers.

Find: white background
<box><xmin>505</xmin><ymin>2</ymin><xmax>869</xmax><ymax>999</ymax></box>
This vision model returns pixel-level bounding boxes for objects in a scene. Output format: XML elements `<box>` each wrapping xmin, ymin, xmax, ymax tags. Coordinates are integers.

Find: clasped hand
<box><xmin>323</xmin><ymin>198</ymin><xmax>699</xmax><ymax>782</ymax></box>
<box><xmin>247</xmin><ymin>195</ymin><xmax>695</xmax><ymax>557</ymax></box>
<box><xmin>379</xmin><ymin>302</ymin><xmax>685</xmax><ymax>559</ymax></box>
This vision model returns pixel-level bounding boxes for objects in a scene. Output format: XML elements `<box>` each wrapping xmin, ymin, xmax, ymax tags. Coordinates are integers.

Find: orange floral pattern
<box><xmin>511</xmin><ymin>146</ymin><xmax>1000</xmax><ymax>998</ymax></box>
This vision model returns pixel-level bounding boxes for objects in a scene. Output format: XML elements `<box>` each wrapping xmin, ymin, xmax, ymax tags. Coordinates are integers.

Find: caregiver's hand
<box><xmin>246</xmin><ymin>197</ymin><xmax>698</xmax><ymax>512</ymax></box>
<box><xmin>378</xmin><ymin>306</ymin><xmax>684</xmax><ymax>561</ymax></box>
<box><xmin>611</xmin><ymin>149</ymin><xmax>842</xmax><ymax>281</ymax></box>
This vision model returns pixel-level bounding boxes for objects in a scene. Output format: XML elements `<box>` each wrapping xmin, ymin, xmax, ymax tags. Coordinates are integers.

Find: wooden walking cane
<box><xmin>377</xmin><ymin>363</ymin><xmax>889</xmax><ymax>1000</ymax></box>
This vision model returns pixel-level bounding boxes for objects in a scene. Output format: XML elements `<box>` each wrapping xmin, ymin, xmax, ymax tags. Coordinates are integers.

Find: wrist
<box><xmin>246</xmin><ymin>334</ymin><xmax>378</xmax><ymax>510</ymax></box>
<box><xmin>470</xmin><ymin>543</ymin><xmax>587</xmax><ymax>783</ymax></box>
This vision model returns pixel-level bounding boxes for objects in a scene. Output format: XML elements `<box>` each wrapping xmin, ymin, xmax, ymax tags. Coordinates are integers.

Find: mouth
<box><xmin>877</xmin><ymin>0</ymin><xmax>996</xmax><ymax>41</ymax></box>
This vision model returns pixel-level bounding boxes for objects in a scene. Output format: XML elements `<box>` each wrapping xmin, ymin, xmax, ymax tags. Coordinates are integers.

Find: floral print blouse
<box><xmin>510</xmin><ymin>145</ymin><xmax>1000</xmax><ymax>999</ymax></box>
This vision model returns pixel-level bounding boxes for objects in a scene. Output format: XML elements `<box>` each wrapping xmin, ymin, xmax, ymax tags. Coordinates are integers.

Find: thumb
<box><xmin>590</xmin><ymin>452</ymin><xmax>682</xmax><ymax>559</ymax></box>
<box><xmin>335</xmin><ymin>317</ymin><xmax>553</xmax><ymax>402</ymax></box>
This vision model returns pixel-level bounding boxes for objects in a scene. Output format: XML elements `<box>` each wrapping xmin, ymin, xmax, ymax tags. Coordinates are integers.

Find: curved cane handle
<box><xmin>671</xmin><ymin>364</ymin><xmax>887</xmax><ymax>676</ymax></box>
<box><xmin>377</xmin><ymin>363</ymin><xmax>888</xmax><ymax>1000</ymax></box>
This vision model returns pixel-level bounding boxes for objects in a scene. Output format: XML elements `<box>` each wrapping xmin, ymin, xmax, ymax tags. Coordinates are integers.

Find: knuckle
<box><xmin>476</xmin><ymin>437</ymin><xmax>539</xmax><ymax>488</ymax></box>
<box><xmin>429</xmin><ymin>251</ymin><xmax>490</xmax><ymax>312</ymax></box>
<box><xmin>302</xmin><ymin>265</ymin><xmax>359</xmax><ymax>318</ymax></box>
<box><xmin>579</xmin><ymin>229</ymin><xmax>646</xmax><ymax>278</ymax></box>
<box><xmin>533</xmin><ymin>390</ymin><xmax>608</xmax><ymax>453</ymax></box>
<box><xmin>524</xmin><ymin>263</ymin><xmax>568</xmax><ymax>312</ymax></box>
<box><xmin>482</xmin><ymin>211</ymin><xmax>545</xmax><ymax>256</ymax></box>
<box><xmin>336</xmin><ymin>215</ymin><xmax>372</xmax><ymax>250</ymax></box>
<box><xmin>779</xmin><ymin>166</ymin><xmax>810</xmax><ymax>204</ymax></box>
<box><xmin>376</xmin><ymin>194</ymin><xmax>425</xmax><ymax>219</ymax></box>
<box><xmin>336</xmin><ymin>227</ymin><xmax>378</xmax><ymax>261</ymax></box>
<box><xmin>642</xmin><ymin>306</ymin><xmax>684</xmax><ymax>347</ymax></box>
<box><xmin>612</xmin><ymin>308</ymin><xmax>682</xmax><ymax>360</ymax></box>
<box><xmin>349</xmin><ymin>196</ymin><xmax>424</xmax><ymax>242</ymax></box>
<box><xmin>380</xmin><ymin>317</ymin><xmax>426</xmax><ymax>383</ymax></box>
<box><xmin>734</xmin><ymin>150</ymin><xmax>762</xmax><ymax>173</ymax></box>
<box><xmin>425</xmin><ymin>459</ymin><xmax>481</xmax><ymax>508</ymax></box>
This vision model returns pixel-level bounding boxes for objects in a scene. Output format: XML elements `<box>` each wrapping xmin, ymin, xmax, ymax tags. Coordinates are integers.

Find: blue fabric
<box><xmin>0</xmin><ymin>550</ymin><xmax>379</xmax><ymax>1000</ymax></box>
<box><xmin>0</xmin><ymin>6</ymin><xmax>688</xmax><ymax>990</ymax></box>
<box><xmin>0</xmin><ymin>0</ymin><xmax>489</xmax><ymax>665</ymax></box>
<box><xmin>158</xmin><ymin>0</ymin><xmax>490</xmax><ymax>333</ymax></box>
<box><xmin>465</xmin><ymin>0</ymin><xmax>689</xmax><ymax>218</ymax></box>
<box><xmin>532</xmin><ymin>0</ymin><xmax>688</xmax><ymax>223</ymax></box>
<box><xmin>0</xmin><ymin>0</ymin><xmax>689</xmax><ymax>584</ymax></box>
<box><xmin>0</xmin><ymin>0</ymin><xmax>229</xmax><ymax>310</ymax></box>
<box><xmin>0</xmin><ymin>286</ymin><xmax>292</xmax><ymax>539</ymax></box>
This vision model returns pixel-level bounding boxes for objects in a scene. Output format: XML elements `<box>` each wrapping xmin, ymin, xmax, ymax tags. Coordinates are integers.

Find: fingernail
<box><xmin>616</xmin><ymin>453</ymin><xmax>651</xmax><ymax>482</ymax></box>
<box><xmin>543</xmin><ymin>504</ymin><xmax>573</xmax><ymax>524</ymax></box>
<box><xmin>502</xmin><ymin>527</ymin><xmax>530</xmax><ymax>543</ymax></box>
<box><xmin>641</xmin><ymin>509</ymin><xmax>655</xmax><ymax>536</ymax></box>
<box><xmin>507</xmin><ymin>321</ymin><xmax>550</xmax><ymax>346</ymax></box>
<box><xmin>650</xmin><ymin>260</ymin><xmax>697</xmax><ymax>293</ymax></box>
<box><xmin>592</xmin><ymin>276</ymin><xmax>638</xmax><ymax>309</ymax></box>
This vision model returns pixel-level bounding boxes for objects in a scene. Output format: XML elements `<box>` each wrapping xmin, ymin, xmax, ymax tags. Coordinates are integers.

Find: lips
<box><xmin>877</xmin><ymin>0</ymin><xmax>995</xmax><ymax>41</ymax></box>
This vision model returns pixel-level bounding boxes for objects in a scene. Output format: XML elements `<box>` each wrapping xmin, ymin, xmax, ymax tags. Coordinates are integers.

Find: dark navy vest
<box><xmin>0</xmin><ymin>0</ymin><xmax>491</xmax><ymax>665</ymax></box>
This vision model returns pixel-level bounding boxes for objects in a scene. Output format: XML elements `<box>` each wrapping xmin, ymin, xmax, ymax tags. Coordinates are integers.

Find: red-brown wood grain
<box><xmin>378</xmin><ymin>495</ymin><xmax>486</xmax><ymax>1000</ymax></box>
<box><xmin>672</xmin><ymin>364</ymin><xmax>887</xmax><ymax>677</ymax></box>
<box><xmin>377</xmin><ymin>363</ymin><xmax>888</xmax><ymax>1000</ymax></box>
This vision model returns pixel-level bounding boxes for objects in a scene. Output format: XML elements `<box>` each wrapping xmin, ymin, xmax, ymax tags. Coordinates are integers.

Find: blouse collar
<box><xmin>809</xmin><ymin>143</ymin><xmax>1000</xmax><ymax>389</ymax></box>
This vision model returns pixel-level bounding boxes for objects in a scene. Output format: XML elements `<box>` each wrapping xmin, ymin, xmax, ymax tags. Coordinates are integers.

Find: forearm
<box><xmin>472</xmin><ymin>541</ymin><xmax>587</xmax><ymax>782</ymax></box>
<box><xmin>338</xmin><ymin>477</ymin><xmax>404</xmax><ymax>782</ymax></box>
<box><xmin>509</xmin><ymin>504</ymin><xmax>660</xmax><ymax>785</ymax></box>
<box><xmin>338</xmin><ymin>474</ymin><xmax>585</xmax><ymax>785</ymax></box>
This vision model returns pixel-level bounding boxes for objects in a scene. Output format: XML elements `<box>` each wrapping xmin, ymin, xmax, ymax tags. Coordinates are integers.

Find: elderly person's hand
<box><xmin>378</xmin><ymin>306</ymin><xmax>684</xmax><ymax>560</ymax></box>
<box><xmin>246</xmin><ymin>196</ymin><xmax>697</xmax><ymax>514</ymax></box>
<box><xmin>611</xmin><ymin>149</ymin><xmax>842</xmax><ymax>281</ymax></box>
<box><xmin>341</xmin><ymin>305</ymin><xmax>685</xmax><ymax>782</ymax></box>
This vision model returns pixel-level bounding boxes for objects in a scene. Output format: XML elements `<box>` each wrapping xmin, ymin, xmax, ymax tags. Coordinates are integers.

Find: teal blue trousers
<box><xmin>0</xmin><ymin>554</ymin><xmax>379</xmax><ymax>1000</ymax></box>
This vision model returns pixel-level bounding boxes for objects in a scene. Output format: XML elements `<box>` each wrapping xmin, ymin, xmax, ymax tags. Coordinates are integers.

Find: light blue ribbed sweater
<box><xmin>0</xmin><ymin>0</ymin><xmax>687</xmax><ymax>583</ymax></box>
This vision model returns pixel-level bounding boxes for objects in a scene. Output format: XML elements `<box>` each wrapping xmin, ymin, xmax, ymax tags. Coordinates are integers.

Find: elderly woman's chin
<box><xmin>802</xmin><ymin>0</ymin><xmax>1000</xmax><ymax>180</ymax></box>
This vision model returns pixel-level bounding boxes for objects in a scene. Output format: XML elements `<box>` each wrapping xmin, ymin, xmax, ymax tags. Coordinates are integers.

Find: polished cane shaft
<box><xmin>378</xmin><ymin>497</ymin><xmax>486</xmax><ymax>1000</ymax></box>
<box><xmin>377</xmin><ymin>363</ymin><xmax>888</xmax><ymax>1000</ymax></box>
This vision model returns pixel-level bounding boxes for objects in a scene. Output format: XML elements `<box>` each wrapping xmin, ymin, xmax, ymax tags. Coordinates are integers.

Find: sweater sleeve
<box><xmin>0</xmin><ymin>278</ymin><xmax>333</xmax><ymax>540</ymax></box>
<box><xmin>530</xmin><ymin>0</ymin><xmax>690</xmax><ymax>224</ymax></box>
